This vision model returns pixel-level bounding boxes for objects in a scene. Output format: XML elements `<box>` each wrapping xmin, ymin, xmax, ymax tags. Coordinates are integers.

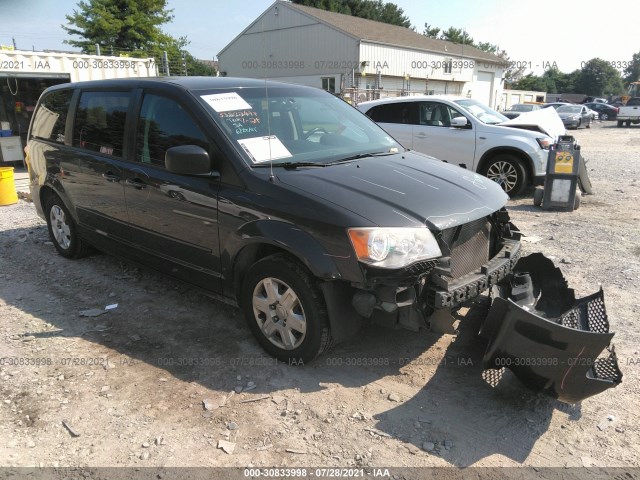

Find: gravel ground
<box><xmin>0</xmin><ymin>122</ymin><xmax>639</xmax><ymax>470</ymax></box>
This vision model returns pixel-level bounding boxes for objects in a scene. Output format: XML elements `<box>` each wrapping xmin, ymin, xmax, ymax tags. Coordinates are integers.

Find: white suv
<box><xmin>358</xmin><ymin>96</ymin><xmax>556</xmax><ymax>195</ymax></box>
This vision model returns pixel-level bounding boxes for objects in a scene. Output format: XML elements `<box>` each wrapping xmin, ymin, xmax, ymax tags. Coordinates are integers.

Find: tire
<box><xmin>574</xmin><ymin>192</ymin><xmax>581</xmax><ymax>210</ymax></box>
<box><xmin>627</xmin><ymin>120</ymin><xmax>632</xmax><ymax>127</ymax></box>
<box><xmin>576</xmin><ymin>120</ymin><xmax>581</xmax><ymax>129</ymax></box>
<box><xmin>482</xmin><ymin>154</ymin><xmax>527</xmax><ymax>196</ymax></box>
<box><xmin>578</xmin><ymin>156</ymin><xmax>593</xmax><ymax>195</ymax></box>
<box><xmin>586</xmin><ymin>118</ymin><xmax>591</xmax><ymax>128</ymax></box>
<box><xmin>617</xmin><ymin>120</ymin><xmax>624</xmax><ymax>127</ymax></box>
<box><xmin>241</xmin><ymin>254</ymin><xmax>332</xmax><ymax>363</ymax></box>
<box><xmin>600</xmin><ymin>113</ymin><xmax>609</xmax><ymax>121</ymax></box>
<box><xmin>533</xmin><ymin>188</ymin><xmax>543</xmax><ymax>207</ymax></box>
<box><xmin>45</xmin><ymin>195</ymin><xmax>92</xmax><ymax>259</ymax></box>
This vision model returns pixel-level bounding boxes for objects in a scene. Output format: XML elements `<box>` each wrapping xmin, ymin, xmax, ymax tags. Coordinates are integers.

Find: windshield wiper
<box><xmin>327</xmin><ymin>151</ymin><xmax>399</xmax><ymax>165</ymax></box>
<box><xmin>253</xmin><ymin>161</ymin><xmax>327</xmax><ymax>170</ymax></box>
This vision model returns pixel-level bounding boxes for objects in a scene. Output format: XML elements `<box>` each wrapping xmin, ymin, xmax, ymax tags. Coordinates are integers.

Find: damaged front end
<box><xmin>481</xmin><ymin>253</ymin><xmax>623</xmax><ymax>403</ymax></box>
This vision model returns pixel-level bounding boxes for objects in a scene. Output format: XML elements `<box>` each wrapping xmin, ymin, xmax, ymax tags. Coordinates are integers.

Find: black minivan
<box><xmin>26</xmin><ymin>77</ymin><xmax>620</xmax><ymax>401</ymax></box>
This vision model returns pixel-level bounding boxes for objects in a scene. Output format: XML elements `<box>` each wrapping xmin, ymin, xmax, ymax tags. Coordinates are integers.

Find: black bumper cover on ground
<box><xmin>481</xmin><ymin>253</ymin><xmax>623</xmax><ymax>403</ymax></box>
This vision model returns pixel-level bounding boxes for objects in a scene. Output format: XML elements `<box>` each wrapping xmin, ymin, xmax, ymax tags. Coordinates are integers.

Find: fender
<box><xmin>225</xmin><ymin>219</ymin><xmax>347</xmax><ymax>284</ymax></box>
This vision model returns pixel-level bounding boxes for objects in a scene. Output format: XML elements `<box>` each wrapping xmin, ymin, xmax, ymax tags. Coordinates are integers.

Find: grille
<box><xmin>559</xmin><ymin>289</ymin><xmax>609</xmax><ymax>334</ymax></box>
<box><xmin>441</xmin><ymin>218</ymin><xmax>491</xmax><ymax>278</ymax></box>
<box><xmin>593</xmin><ymin>348</ymin><xmax>623</xmax><ymax>383</ymax></box>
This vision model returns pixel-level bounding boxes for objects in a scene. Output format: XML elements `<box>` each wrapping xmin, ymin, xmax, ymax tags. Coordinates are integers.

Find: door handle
<box><xmin>415</xmin><ymin>133</ymin><xmax>427</xmax><ymax>138</ymax></box>
<box><xmin>125</xmin><ymin>178</ymin><xmax>147</xmax><ymax>190</ymax></box>
<box><xmin>102</xmin><ymin>171</ymin><xmax>121</xmax><ymax>183</ymax></box>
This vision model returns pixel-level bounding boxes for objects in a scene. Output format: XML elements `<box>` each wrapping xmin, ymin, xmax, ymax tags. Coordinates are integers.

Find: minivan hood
<box><xmin>275</xmin><ymin>152</ymin><xmax>508</xmax><ymax>231</ymax></box>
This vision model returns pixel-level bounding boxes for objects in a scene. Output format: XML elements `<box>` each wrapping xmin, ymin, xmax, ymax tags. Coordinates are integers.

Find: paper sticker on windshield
<box><xmin>237</xmin><ymin>135</ymin><xmax>292</xmax><ymax>163</ymax></box>
<box><xmin>200</xmin><ymin>92</ymin><xmax>252</xmax><ymax>112</ymax></box>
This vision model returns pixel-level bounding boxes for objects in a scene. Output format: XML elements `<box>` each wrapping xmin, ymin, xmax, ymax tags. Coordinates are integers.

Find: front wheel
<box><xmin>241</xmin><ymin>254</ymin><xmax>332</xmax><ymax>363</ymax></box>
<box><xmin>482</xmin><ymin>155</ymin><xmax>527</xmax><ymax>196</ymax></box>
<box><xmin>586</xmin><ymin>118</ymin><xmax>592</xmax><ymax>128</ymax></box>
<box><xmin>45</xmin><ymin>195</ymin><xmax>91</xmax><ymax>259</ymax></box>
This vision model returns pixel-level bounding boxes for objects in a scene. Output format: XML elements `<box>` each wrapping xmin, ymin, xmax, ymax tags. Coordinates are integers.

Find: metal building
<box><xmin>218</xmin><ymin>1</ymin><xmax>507</xmax><ymax>107</ymax></box>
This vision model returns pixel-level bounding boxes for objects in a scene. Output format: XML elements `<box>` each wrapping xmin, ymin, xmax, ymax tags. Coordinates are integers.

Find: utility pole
<box><xmin>12</xmin><ymin>37</ymin><xmax>17</xmax><ymax>49</ymax></box>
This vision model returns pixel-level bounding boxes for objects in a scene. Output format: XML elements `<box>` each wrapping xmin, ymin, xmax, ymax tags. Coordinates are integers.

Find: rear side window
<box><xmin>627</xmin><ymin>98</ymin><xmax>640</xmax><ymax>106</ymax></box>
<box><xmin>73</xmin><ymin>91</ymin><xmax>130</xmax><ymax>157</ymax></box>
<box><xmin>366</xmin><ymin>103</ymin><xmax>417</xmax><ymax>124</ymax></box>
<box><xmin>136</xmin><ymin>93</ymin><xmax>209</xmax><ymax>167</ymax></box>
<box><xmin>30</xmin><ymin>90</ymin><xmax>73</xmax><ymax>144</ymax></box>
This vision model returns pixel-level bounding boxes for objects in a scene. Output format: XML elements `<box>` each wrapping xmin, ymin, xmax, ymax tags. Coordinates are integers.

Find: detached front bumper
<box><xmin>481</xmin><ymin>254</ymin><xmax>622</xmax><ymax>403</ymax></box>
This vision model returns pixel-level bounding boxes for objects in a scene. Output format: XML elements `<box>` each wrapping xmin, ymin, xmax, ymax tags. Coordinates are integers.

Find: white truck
<box><xmin>617</xmin><ymin>97</ymin><xmax>640</xmax><ymax>127</ymax></box>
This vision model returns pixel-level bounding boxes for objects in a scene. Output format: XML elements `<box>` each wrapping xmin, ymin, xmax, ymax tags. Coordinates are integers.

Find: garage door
<box><xmin>475</xmin><ymin>71</ymin><xmax>494</xmax><ymax>107</ymax></box>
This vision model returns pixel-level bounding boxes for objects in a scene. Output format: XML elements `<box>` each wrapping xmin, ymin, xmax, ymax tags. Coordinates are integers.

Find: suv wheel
<box><xmin>45</xmin><ymin>195</ymin><xmax>91</xmax><ymax>259</ymax></box>
<box><xmin>482</xmin><ymin>155</ymin><xmax>527</xmax><ymax>196</ymax></box>
<box><xmin>241</xmin><ymin>254</ymin><xmax>332</xmax><ymax>363</ymax></box>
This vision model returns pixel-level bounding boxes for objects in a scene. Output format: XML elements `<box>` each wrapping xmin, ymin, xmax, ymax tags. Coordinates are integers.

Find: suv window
<box><xmin>367</xmin><ymin>103</ymin><xmax>417</xmax><ymax>124</ymax></box>
<box><xmin>73</xmin><ymin>91</ymin><xmax>130</xmax><ymax>157</ymax></box>
<box><xmin>136</xmin><ymin>93</ymin><xmax>210</xmax><ymax>167</ymax></box>
<box><xmin>418</xmin><ymin>102</ymin><xmax>464</xmax><ymax>127</ymax></box>
<box><xmin>30</xmin><ymin>89</ymin><xmax>73</xmax><ymax>144</ymax></box>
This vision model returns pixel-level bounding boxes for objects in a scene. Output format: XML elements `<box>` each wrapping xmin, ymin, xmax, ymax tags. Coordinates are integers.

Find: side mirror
<box><xmin>451</xmin><ymin>116</ymin><xmax>469</xmax><ymax>128</ymax></box>
<box><xmin>165</xmin><ymin>145</ymin><xmax>212</xmax><ymax>175</ymax></box>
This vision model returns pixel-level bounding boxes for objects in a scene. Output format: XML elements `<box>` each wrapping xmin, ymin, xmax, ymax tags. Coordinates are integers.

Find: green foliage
<box><xmin>575</xmin><ymin>58</ymin><xmax>625</xmax><ymax>96</ymax></box>
<box><xmin>63</xmin><ymin>0</ymin><xmax>174</xmax><ymax>52</ymax></box>
<box><xmin>623</xmin><ymin>51</ymin><xmax>640</xmax><ymax>83</ymax></box>
<box><xmin>422</xmin><ymin>23</ymin><xmax>440</xmax><ymax>38</ymax></box>
<box><xmin>62</xmin><ymin>0</ymin><xmax>215</xmax><ymax>76</ymax></box>
<box><xmin>290</xmin><ymin>0</ymin><xmax>411</xmax><ymax>27</ymax></box>
<box><xmin>439</xmin><ymin>27</ymin><xmax>473</xmax><ymax>45</ymax></box>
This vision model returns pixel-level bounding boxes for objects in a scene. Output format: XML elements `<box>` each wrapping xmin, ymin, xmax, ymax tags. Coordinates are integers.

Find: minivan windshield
<box><xmin>197</xmin><ymin>86</ymin><xmax>401</xmax><ymax>166</ymax></box>
<box><xmin>454</xmin><ymin>99</ymin><xmax>508</xmax><ymax>125</ymax></box>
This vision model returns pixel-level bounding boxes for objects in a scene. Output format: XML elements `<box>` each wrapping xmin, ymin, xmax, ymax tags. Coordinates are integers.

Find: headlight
<box><xmin>348</xmin><ymin>227</ymin><xmax>442</xmax><ymax>269</ymax></box>
<box><xmin>536</xmin><ymin>137</ymin><xmax>553</xmax><ymax>149</ymax></box>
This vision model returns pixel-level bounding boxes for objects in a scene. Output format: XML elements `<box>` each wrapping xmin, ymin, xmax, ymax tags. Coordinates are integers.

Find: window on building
<box><xmin>444</xmin><ymin>59</ymin><xmax>453</xmax><ymax>74</ymax></box>
<box><xmin>73</xmin><ymin>91</ymin><xmax>130</xmax><ymax>157</ymax></box>
<box><xmin>136</xmin><ymin>94</ymin><xmax>210</xmax><ymax>167</ymax></box>
<box><xmin>30</xmin><ymin>89</ymin><xmax>73</xmax><ymax>144</ymax></box>
<box><xmin>321</xmin><ymin>77</ymin><xmax>336</xmax><ymax>93</ymax></box>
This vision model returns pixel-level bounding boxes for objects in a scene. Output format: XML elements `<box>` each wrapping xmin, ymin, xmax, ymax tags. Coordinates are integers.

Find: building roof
<box><xmin>284</xmin><ymin>1</ymin><xmax>506</xmax><ymax>64</ymax></box>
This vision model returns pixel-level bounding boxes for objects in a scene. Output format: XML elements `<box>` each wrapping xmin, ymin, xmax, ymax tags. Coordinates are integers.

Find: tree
<box><xmin>422</xmin><ymin>23</ymin><xmax>441</xmax><ymax>38</ymax></box>
<box><xmin>576</xmin><ymin>58</ymin><xmax>625</xmax><ymax>96</ymax></box>
<box><xmin>290</xmin><ymin>0</ymin><xmax>411</xmax><ymax>27</ymax></box>
<box><xmin>439</xmin><ymin>27</ymin><xmax>473</xmax><ymax>45</ymax></box>
<box><xmin>63</xmin><ymin>0</ymin><xmax>174</xmax><ymax>52</ymax></box>
<box><xmin>62</xmin><ymin>0</ymin><xmax>215</xmax><ymax>75</ymax></box>
<box><xmin>623</xmin><ymin>51</ymin><xmax>640</xmax><ymax>83</ymax></box>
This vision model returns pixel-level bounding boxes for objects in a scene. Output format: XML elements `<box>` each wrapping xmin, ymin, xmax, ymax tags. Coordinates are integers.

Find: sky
<box><xmin>1</xmin><ymin>0</ymin><xmax>638</xmax><ymax>76</ymax></box>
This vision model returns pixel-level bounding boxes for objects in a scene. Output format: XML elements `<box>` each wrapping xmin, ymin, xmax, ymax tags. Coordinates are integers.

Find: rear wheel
<box><xmin>600</xmin><ymin>112</ymin><xmax>609</xmax><ymax>120</ymax></box>
<box><xmin>241</xmin><ymin>254</ymin><xmax>332</xmax><ymax>363</ymax></box>
<box><xmin>45</xmin><ymin>195</ymin><xmax>91</xmax><ymax>259</ymax></box>
<box><xmin>617</xmin><ymin>120</ymin><xmax>624</xmax><ymax>127</ymax></box>
<box><xmin>482</xmin><ymin>155</ymin><xmax>527</xmax><ymax>196</ymax></box>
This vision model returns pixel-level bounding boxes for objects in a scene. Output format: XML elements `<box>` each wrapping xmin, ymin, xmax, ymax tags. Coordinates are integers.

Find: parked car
<box><xmin>584</xmin><ymin>102</ymin><xmax>619</xmax><ymax>120</ymax></box>
<box><xmin>357</xmin><ymin>96</ymin><xmax>556</xmax><ymax>196</ymax></box>
<box><xmin>617</xmin><ymin>97</ymin><xmax>640</xmax><ymax>127</ymax></box>
<box><xmin>541</xmin><ymin>102</ymin><xmax>570</xmax><ymax>110</ymax></box>
<box><xmin>555</xmin><ymin>104</ymin><xmax>593</xmax><ymax>129</ymax></box>
<box><xmin>502</xmin><ymin>103</ymin><xmax>541</xmax><ymax>119</ymax></box>
<box><xmin>25</xmin><ymin>77</ymin><xmax>522</xmax><ymax>363</ymax></box>
<box><xmin>25</xmin><ymin>77</ymin><xmax>622</xmax><ymax>402</ymax></box>
<box><xmin>582</xmin><ymin>96</ymin><xmax>607</xmax><ymax>104</ymax></box>
<box><xmin>585</xmin><ymin>106</ymin><xmax>599</xmax><ymax>120</ymax></box>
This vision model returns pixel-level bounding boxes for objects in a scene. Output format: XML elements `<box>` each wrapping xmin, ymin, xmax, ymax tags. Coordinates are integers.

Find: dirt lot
<box><xmin>1</xmin><ymin>122</ymin><xmax>639</xmax><ymax>470</ymax></box>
